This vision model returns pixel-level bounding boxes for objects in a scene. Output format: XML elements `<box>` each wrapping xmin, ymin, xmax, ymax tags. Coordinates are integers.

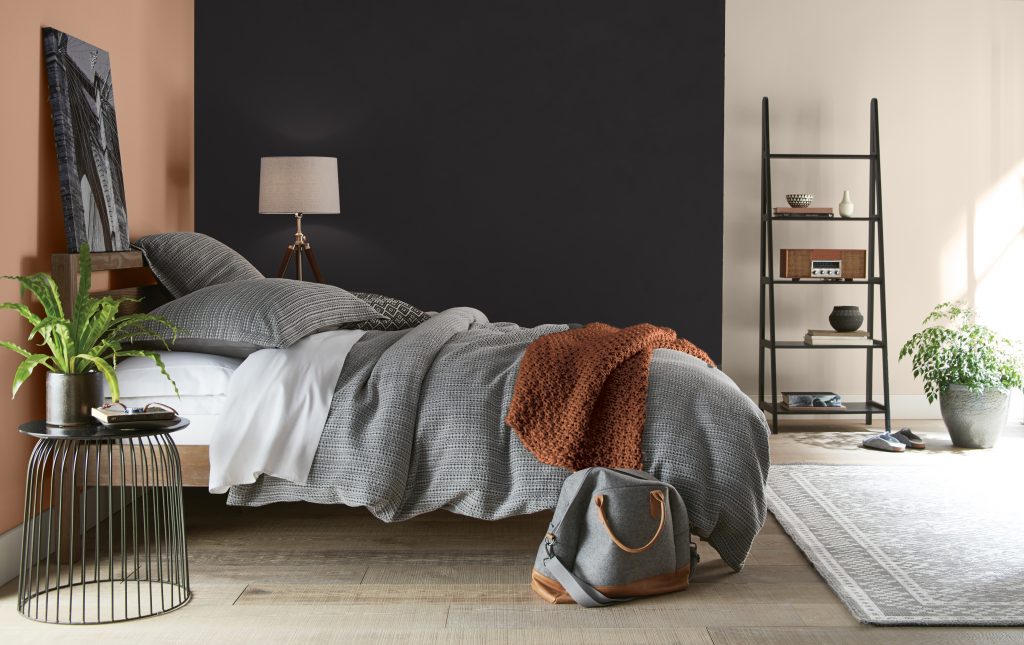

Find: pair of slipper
<box><xmin>862</xmin><ymin>428</ymin><xmax>925</xmax><ymax>452</ymax></box>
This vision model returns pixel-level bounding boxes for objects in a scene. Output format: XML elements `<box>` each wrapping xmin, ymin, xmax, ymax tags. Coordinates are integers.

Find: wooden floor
<box><xmin>2</xmin><ymin>419</ymin><xmax>1024</xmax><ymax>643</ymax></box>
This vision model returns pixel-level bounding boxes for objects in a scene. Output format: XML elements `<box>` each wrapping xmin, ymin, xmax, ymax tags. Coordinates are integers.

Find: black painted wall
<box><xmin>196</xmin><ymin>0</ymin><xmax>725</xmax><ymax>361</ymax></box>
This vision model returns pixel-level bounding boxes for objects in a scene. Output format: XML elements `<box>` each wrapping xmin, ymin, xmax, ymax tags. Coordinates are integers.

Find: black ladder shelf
<box><xmin>758</xmin><ymin>97</ymin><xmax>892</xmax><ymax>434</ymax></box>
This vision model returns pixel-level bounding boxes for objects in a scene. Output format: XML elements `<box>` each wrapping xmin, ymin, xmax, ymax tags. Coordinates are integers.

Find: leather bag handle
<box><xmin>594</xmin><ymin>489</ymin><xmax>666</xmax><ymax>554</ymax></box>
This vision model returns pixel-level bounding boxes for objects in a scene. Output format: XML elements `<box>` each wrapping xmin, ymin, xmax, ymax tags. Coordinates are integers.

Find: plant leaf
<box><xmin>94</xmin><ymin>338</ymin><xmax>123</xmax><ymax>359</ymax></box>
<box><xmin>74</xmin><ymin>354</ymin><xmax>119</xmax><ymax>402</ymax></box>
<box><xmin>7</xmin><ymin>273</ymin><xmax>64</xmax><ymax>320</ymax></box>
<box><xmin>108</xmin><ymin>313</ymin><xmax>178</xmax><ymax>338</ymax></box>
<box><xmin>900</xmin><ymin>301</ymin><xmax>1024</xmax><ymax>395</ymax></box>
<box><xmin>75</xmin><ymin>298</ymin><xmax>120</xmax><ymax>361</ymax></box>
<box><xmin>71</xmin><ymin>297</ymin><xmax>100</xmax><ymax>355</ymax></box>
<box><xmin>26</xmin><ymin>317</ymin><xmax>73</xmax><ymax>373</ymax></box>
<box><xmin>0</xmin><ymin>339</ymin><xmax>35</xmax><ymax>359</ymax></box>
<box><xmin>12</xmin><ymin>353</ymin><xmax>54</xmax><ymax>398</ymax></box>
<box><xmin>112</xmin><ymin>349</ymin><xmax>180</xmax><ymax>398</ymax></box>
<box><xmin>28</xmin><ymin>315</ymin><xmax>70</xmax><ymax>342</ymax></box>
<box><xmin>105</xmin><ymin>313</ymin><xmax>179</xmax><ymax>349</ymax></box>
<box><xmin>72</xmin><ymin>243</ymin><xmax>92</xmax><ymax>336</ymax></box>
<box><xmin>0</xmin><ymin>302</ymin><xmax>42</xmax><ymax>327</ymax></box>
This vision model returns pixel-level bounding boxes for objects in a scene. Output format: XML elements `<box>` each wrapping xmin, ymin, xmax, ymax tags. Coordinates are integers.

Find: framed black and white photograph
<box><xmin>42</xmin><ymin>27</ymin><xmax>130</xmax><ymax>252</ymax></box>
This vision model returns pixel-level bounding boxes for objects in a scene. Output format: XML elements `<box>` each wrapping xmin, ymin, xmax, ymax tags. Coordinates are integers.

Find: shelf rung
<box><xmin>761</xmin><ymin>340</ymin><xmax>884</xmax><ymax>349</ymax></box>
<box><xmin>760</xmin><ymin>401</ymin><xmax>887</xmax><ymax>415</ymax></box>
<box><xmin>761</xmin><ymin>278</ymin><xmax>881</xmax><ymax>285</ymax></box>
<box><xmin>764</xmin><ymin>215</ymin><xmax>877</xmax><ymax>222</ymax></box>
<box><xmin>768</xmin><ymin>153</ymin><xmax>874</xmax><ymax>160</ymax></box>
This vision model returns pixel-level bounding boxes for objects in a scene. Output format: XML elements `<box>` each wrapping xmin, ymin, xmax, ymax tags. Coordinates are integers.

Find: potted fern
<box><xmin>899</xmin><ymin>302</ymin><xmax>1023</xmax><ymax>448</ymax></box>
<box><xmin>1</xmin><ymin>245</ymin><xmax>178</xmax><ymax>426</ymax></box>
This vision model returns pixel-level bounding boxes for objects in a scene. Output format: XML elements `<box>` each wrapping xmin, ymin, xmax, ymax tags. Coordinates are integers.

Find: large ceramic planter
<box><xmin>46</xmin><ymin>371</ymin><xmax>104</xmax><ymax>426</ymax></box>
<box><xmin>939</xmin><ymin>384</ymin><xmax>1010</xmax><ymax>449</ymax></box>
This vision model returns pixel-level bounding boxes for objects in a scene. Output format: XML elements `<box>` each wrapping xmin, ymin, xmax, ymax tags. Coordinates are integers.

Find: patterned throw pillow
<box><xmin>133</xmin><ymin>232</ymin><xmax>264</xmax><ymax>299</ymax></box>
<box><xmin>132</xmin><ymin>279</ymin><xmax>381</xmax><ymax>358</ymax></box>
<box><xmin>340</xmin><ymin>292</ymin><xmax>431</xmax><ymax>331</ymax></box>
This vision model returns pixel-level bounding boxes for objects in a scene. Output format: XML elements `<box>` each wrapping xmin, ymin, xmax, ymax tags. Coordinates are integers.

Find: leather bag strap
<box><xmin>545</xmin><ymin>541</ymin><xmax>701</xmax><ymax>608</ymax></box>
<box><xmin>594</xmin><ymin>490</ymin><xmax>667</xmax><ymax>554</ymax></box>
<box><xmin>543</xmin><ymin>553</ymin><xmax>633</xmax><ymax>608</ymax></box>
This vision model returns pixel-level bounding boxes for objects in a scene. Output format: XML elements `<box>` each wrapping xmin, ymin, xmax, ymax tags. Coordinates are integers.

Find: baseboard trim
<box><xmin>748</xmin><ymin>391</ymin><xmax>1024</xmax><ymax>424</ymax></box>
<box><xmin>0</xmin><ymin>487</ymin><xmax>126</xmax><ymax>587</ymax></box>
<box><xmin>0</xmin><ymin>512</ymin><xmax>38</xmax><ymax>588</ymax></box>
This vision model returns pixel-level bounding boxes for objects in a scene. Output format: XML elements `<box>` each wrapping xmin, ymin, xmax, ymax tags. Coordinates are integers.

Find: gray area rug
<box><xmin>768</xmin><ymin>464</ymin><xmax>1024</xmax><ymax>625</ymax></box>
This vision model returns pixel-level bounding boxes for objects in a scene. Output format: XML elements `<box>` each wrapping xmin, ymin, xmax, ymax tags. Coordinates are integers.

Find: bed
<box><xmin>52</xmin><ymin>233</ymin><xmax>771</xmax><ymax>570</ymax></box>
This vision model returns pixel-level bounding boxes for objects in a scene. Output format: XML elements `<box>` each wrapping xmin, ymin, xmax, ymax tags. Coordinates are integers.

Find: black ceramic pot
<box><xmin>829</xmin><ymin>306</ymin><xmax>864</xmax><ymax>332</ymax></box>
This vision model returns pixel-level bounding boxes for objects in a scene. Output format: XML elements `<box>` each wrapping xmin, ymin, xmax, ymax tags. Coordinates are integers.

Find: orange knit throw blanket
<box><xmin>505</xmin><ymin>323</ymin><xmax>715</xmax><ymax>471</ymax></box>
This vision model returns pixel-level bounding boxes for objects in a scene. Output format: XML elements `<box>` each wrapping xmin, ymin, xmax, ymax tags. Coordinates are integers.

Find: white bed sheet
<box><xmin>208</xmin><ymin>329</ymin><xmax>365</xmax><ymax>494</ymax></box>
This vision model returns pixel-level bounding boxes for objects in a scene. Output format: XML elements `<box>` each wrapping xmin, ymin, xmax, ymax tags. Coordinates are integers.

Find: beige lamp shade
<box><xmin>258</xmin><ymin>156</ymin><xmax>340</xmax><ymax>214</ymax></box>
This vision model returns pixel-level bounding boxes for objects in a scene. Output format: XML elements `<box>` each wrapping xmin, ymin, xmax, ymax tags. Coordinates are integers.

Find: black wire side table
<box><xmin>17</xmin><ymin>419</ymin><xmax>191</xmax><ymax>624</ymax></box>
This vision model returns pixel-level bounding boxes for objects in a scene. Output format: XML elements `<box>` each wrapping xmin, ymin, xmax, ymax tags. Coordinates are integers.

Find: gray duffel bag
<box><xmin>532</xmin><ymin>467</ymin><xmax>699</xmax><ymax>607</ymax></box>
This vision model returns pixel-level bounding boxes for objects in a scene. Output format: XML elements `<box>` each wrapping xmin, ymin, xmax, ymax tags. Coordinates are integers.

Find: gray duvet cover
<box><xmin>227</xmin><ymin>307</ymin><xmax>770</xmax><ymax>570</ymax></box>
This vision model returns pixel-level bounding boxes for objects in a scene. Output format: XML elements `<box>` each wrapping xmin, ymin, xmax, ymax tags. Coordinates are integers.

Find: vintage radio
<box><xmin>779</xmin><ymin>249</ymin><xmax>867</xmax><ymax>280</ymax></box>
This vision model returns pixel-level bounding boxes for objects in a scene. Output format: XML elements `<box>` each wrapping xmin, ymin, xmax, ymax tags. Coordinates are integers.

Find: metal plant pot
<box><xmin>939</xmin><ymin>384</ymin><xmax>1009</xmax><ymax>449</ymax></box>
<box><xmin>45</xmin><ymin>371</ymin><xmax>104</xmax><ymax>426</ymax></box>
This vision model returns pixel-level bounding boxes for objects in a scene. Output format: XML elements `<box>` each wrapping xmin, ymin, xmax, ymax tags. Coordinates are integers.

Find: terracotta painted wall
<box><xmin>0</xmin><ymin>0</ymin><xmax>194</xmax><ymax>534</ymax></box>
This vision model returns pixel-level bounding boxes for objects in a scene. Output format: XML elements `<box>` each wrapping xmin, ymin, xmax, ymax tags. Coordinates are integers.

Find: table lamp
<box><xmin>258</xmin><ymin>156</ymin><xmax>340</xmax><ymax>282</ymax></box>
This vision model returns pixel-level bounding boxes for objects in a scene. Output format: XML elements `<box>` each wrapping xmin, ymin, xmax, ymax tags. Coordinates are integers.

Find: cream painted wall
<box><xmin>722</xmin><ymin>0</ymin><xmax>1024</xmax><ymax>416</ymax></box>
<box><xmin>0</xmin><ymin>0</ymin><xmax>194</xmax><ymax>535</ymax></box>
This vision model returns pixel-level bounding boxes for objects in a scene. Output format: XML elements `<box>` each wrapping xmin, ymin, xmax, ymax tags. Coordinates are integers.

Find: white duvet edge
<box><xmin>207</xmin><ymin>329</ymin><xmax>366</xmax><ymax>493</ymax></box>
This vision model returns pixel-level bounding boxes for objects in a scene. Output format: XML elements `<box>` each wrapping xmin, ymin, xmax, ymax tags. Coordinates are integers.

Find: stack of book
<box><xmin>773</xmin><ymin>207</ymin><xmax>834</xmax><ymax>218</ymax></box>
<box><xmin>92</xmin><ymin>405</ymin><xmax>180</xmax><ymax>429</ymax></box>
<box><xmin>803</xmin><ymin>329</ymin><xmax>873</xmax><ymax>346</ymax></box>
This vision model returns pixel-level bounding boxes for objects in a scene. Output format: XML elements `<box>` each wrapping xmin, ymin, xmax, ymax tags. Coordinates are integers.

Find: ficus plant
<box><xmin>899</xmin><ymin>301</ymin><xmax>1024</xmax><ymax>403</ymax></box>
<box><xmin>0</xmin><ymin>244</ymin><xmax>179</xmax><ymax>401</ymax></box>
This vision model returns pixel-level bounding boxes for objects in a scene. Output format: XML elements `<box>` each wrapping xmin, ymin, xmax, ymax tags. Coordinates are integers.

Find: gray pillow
<box><xmin>132</xmin><ymin>279</ymin><xmax>380</xmax><ymax>358</ymax></box>
<box><xmin>340</xmin><ymin>292</ymin><xmax>431</xmax><ymax>331</ymax></box>
<box><xmin>133</xmin><ymin>232</ymin><xmax>263</xmax><ymax>298</ymax></box>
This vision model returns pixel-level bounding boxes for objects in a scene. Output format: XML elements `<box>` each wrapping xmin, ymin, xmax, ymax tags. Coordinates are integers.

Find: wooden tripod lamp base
<box><xmin>276</xmin><ymin>213</ymin><xmax>324</xmax><ymax>282</ymax></box>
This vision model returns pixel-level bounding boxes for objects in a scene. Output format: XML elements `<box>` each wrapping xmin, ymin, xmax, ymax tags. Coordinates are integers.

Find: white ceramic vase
<box><xmin>838</xmin><ymin>190</ymin><xmax>854</xmax><ymax>217</ymax></box>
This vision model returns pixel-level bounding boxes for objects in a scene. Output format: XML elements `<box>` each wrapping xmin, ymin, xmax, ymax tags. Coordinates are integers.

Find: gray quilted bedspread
<box><xmin>228</xmin><ymin>308</ymin><xmax>771</xmax><ymax>570</ymax></box>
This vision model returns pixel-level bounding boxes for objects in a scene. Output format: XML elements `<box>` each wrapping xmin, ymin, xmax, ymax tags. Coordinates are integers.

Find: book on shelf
<box><xmin>92</xmin><ymin>405</ymin><xmax>177</xmax><ymax>425</ymax></box>
<box><xmin>806</xmin><ymin>329</ymin><xmax>869</xmax><ymax>337</ymax></box>
<box><xmin>804</xmin><ymin>333</ymin><xmax>874</xmax><ymax>346</ymax></box>
<box><xmin>773</xmin><ymin>207</ymin><xmax>834</xmax><ymax>216</ymax></box>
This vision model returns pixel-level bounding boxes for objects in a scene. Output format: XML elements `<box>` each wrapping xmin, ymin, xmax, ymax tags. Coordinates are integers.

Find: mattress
<box><xmin>111</xmin><ymin>351</ymin><xmax>241</xmax><ymax>446</ymax></box>
<box><xmin>117</xmin><ymin>395</ymin><xmax>224</xmax><ymax>446</ymax></box>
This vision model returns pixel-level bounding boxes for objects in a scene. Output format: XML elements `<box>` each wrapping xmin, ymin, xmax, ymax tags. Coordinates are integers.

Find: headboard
<box><xmin>51</xmin><ymin>251</ymin><xmax>169</xmax><ymax>315</ymax></box>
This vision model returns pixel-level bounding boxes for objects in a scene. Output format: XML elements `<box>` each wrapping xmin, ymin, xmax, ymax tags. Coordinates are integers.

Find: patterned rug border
<box><xmin>767</xmin><ymin>464</ymin><xmax>1024</xmax><ymax>626</ymax></box>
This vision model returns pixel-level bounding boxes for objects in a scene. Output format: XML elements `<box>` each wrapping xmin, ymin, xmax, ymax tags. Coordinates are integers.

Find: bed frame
<box><xmin>53</xmin><ymin>251</ymin><xmax>210</xmax><ymax>487</ymax></box>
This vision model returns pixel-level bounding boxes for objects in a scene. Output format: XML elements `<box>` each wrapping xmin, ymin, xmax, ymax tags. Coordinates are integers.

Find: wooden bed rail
<box><xmin>51</xmin><ymin>250</ymin><xmax>167</xmax><ymax>315</ymax></box>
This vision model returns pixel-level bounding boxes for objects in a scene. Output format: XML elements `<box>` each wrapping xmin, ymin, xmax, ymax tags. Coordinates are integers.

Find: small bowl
<box><xmin>786</xmin><ymin>193</ymin><xmax>814</xmax><ymax>208</ymax></box>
